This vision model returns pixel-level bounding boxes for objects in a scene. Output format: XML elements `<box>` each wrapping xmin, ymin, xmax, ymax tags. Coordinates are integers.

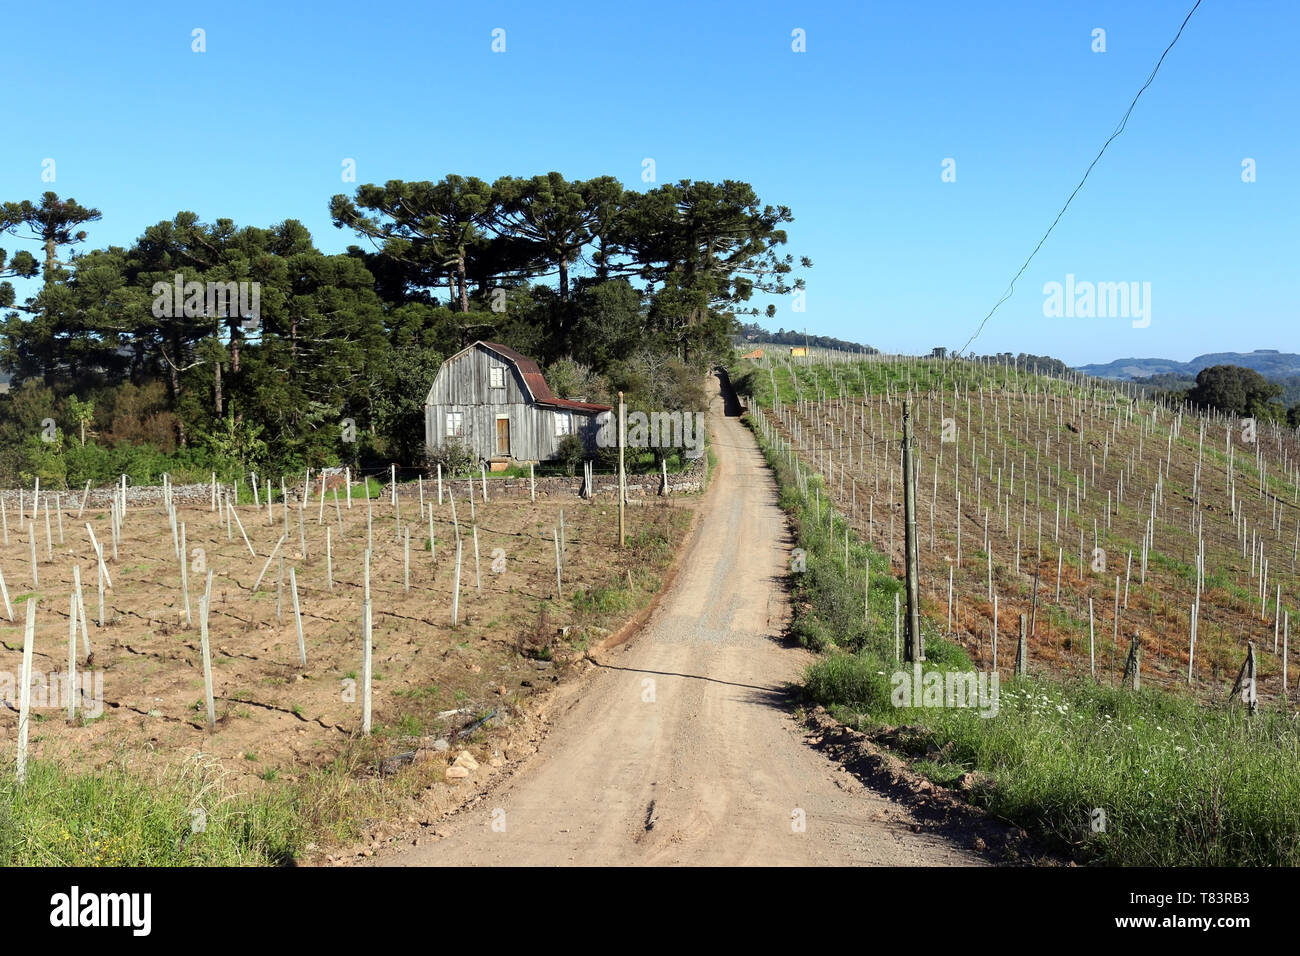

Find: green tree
<box><xmin>1188</xmin><ymin>365</ymin><xmax>1283</xmax><ymax>420</ymax></box>
<box><xmin>330</xmin><ymin>177</ymin><xmax>496</xmax><ymax>313</ymax></box>
<box><xmin>0</xmin><ymin>192</ymin><xmax>103</xmax><ymax>384</ymax></box>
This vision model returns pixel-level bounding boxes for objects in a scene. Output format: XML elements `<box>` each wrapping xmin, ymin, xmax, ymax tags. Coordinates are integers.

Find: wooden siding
<box><xmin>424</xmin><ymin>343</ymin><xmax>604</xmax><ymax>462</ymax></box>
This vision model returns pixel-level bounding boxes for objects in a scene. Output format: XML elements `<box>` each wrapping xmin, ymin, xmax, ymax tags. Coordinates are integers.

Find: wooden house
<box><xmin>424</xmin><ymin>341</ymin><xmax>612</xmax><ymax>465</ymax></box>
<box><xmin>789</xmin><ymin>346</ymin><xmax>808</xmax><ymax>357</ymax></box>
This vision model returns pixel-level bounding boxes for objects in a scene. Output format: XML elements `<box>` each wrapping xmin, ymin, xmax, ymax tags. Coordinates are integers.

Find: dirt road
<box><xmin>378</xmin><ymin>373</ymin><xmax>981</xmax><ymax>866</ymax></box>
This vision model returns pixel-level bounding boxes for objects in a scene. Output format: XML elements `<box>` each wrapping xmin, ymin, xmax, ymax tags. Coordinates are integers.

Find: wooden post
<box><xmin>67</xmin><ymin>590</ymin><xmax>78</xmax><ymax>721</ymax></box>
<box><xmin>404</xmin><ymin>526</ymin><xmax>411</xmax><ymax>592</ymax></box>
<box><xmin>618</xmin><ymin>392</ymin><xmax>626</xmax><ymax>547</ymax></box>
<box><xmin>394</xmin><ymin>472</ymin><xmax>402</xmax><ymax>539</ymax></box>
<box><xmin>346</xmin><ymin>467</ymin><xmax>352</xmax><ymax>509</ymax></box>
<box><xmin>298</xmin><ymin>503</ymin><xmax>308</xmax><ymax>562</ymax></box>
<box><xmin>318</xmin><ymin>471</ymin><xmax>327</xmax><ymax>525</ymax></box>
<box><xmin>993</xmin><ymin>595</ymin><xmax>1003</xmax><ymax>671</ymax></box>
<box><xmin>1229</xmin><ymin>641</ymin><xmax>1258</xmax><ymax>713</ymax></box>
<box><xmin>180</xmin><ymin>522</ymin><xmax>191</xmax><ymax>626</ymax></box>
<box><xmin>73</xmin><ymin>564</ymin><xmax>89</xmax><ymax>654</ymax></box>
<box><xmin>902</xmin><ymin>400</ymin><xmax>922</xmax><ymax>661</ymax></box>
<box><xmin>200</xmin><ymin>572</ymin><xmax>216</xmax><ymax>730</ymax></box>
<box><xmin>362</xmin><ymin>549</ymin><xmax>373</xmax><ymax>735</ymax></box>
<box><xmin>945</xmin><ymin>565</ymin><xmax>952</xmax><ymax>633</ymax></box>
<box><xmin>275</xmin><ymin>555</ymin><xmax>284</xmax><ymax>625</ymax></box>
<box><xmin>481</xmin><ymin>463</ymin><xmax>488</xmax><ymax>502</ymax></box>
<box><xmin>554</xmin><ymin>528</ymin><xmax>563</xmax><ymax>597</ymax></box>
<box><xmin>16</xmin><ymin>598</ymin><xmax>35</xmax><ymax>784</ymax></box>
<box><xmin>1015</xmin><ymin>613</ymin><xmax>1028</xmax><ymax>676</ymax></box>
<box><xmin>1</xmin><ymin>493</ymin><xmax>7</xmax><ymax>545</ymax></box>
<box><xmin>251</xmin><ymin>535</ymin><xmax>287</xmax><ymax>594</ymax></box>
<box><xmin>428</xmin><ymin>511</ymin><xmax>435</xmax><ymax>561</ymax></box>
<box><xmin>451</xmin><ymin>538</ymin><xmax>462</xmax><ymax>626</ymax></box>
<box><xmin>29</xmin><ymin>523</ymin><xmax>38</xmax><ymax>588</ymax></box>
<box><xmin>291</xmin><ymin>567</ymin><xmax>306</xmax><ymax>667</ymax></box>
<box><xmin>79</xmin><ymin>478</ymin><xmax>91</xmax><ymax>518</ymax></box>
<box><xmin>472</xmin><ymin>525</ymin><xmax>481</xmax><ymax>596</ymax></box>
<box><xmin>437</xmin><ymin>463</ymin><xmax>443</xmax><ymax>505</ymax></box>
<box><xmin>56</xmin><ymin>493</ymin><xmax>63</xmax><ymax>544</ymax></box>
<box><xmin>1089</xmin><ymin>598</ymin><xmax>1095</xmax><ymax>678</ymax></box>
<box><xmin>1122</xmin><ymin>631</ymin><xmax>1141</xmax><ymax>690</ymax></box>
<box><xmin>662</xmin><ymin>458</ymin><xmax>669</xmax><ymax>496</ymax></box>
<box><xmin>230</xmin><ymin>499</ymin><xmax>256</xmax><ymax>558</ymax></box>
<box><xmin>326</xmin><ymin>527</ymin><xmax>333</xmax><ymax>590</ymax></box>
<box><xmin>366</xmin><ymin>487</ymin><xmax>373</xmax><ymax>552</ymax></box>
<box><xmin>0</xmin><ymin>563</ymin><xmax>11</xmax><ymax>621</ymax></box>
<box><xmin>43</xmin><ymin>501</ymin><xmax>52</xmax><ymax>562</ymax></box>
<box><xmin>529</xmin><ymin>462</ymin><xmax>535</xmax><ymax>502</ymax></box>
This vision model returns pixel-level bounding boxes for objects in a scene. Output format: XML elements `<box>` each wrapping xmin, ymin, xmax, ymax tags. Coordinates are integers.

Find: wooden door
<box><xmin>495</xmin><ymin>417</ymin><xmax>510</xmax><ymax>456</ymax></box>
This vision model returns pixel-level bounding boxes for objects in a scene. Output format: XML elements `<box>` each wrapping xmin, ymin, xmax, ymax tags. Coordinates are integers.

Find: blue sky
<box><xmin>2</xmin><ymin>0</ymin><xmax>1295</xmax><ymax>365</ymax></box>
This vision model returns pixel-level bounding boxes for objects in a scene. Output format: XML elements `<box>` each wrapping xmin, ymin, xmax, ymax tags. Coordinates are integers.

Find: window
<box><xmin>554</xmin><ymin>411</ymin><xmax>571</xmax><ymax>437</ymax></box>
<box><xmin>446</xmin><ymin>412</ymin><xmax>464</xmax><ymax>437</ymax></box>
<box><xmin>489</xmin><ymin>366</ymin><xmax>505</xmax><ymax>389</ymax></box>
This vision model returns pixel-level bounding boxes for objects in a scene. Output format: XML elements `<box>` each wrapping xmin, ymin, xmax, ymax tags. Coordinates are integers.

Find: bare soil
<box><xmin>369</xmin><ymin>374</ymin><xmax>991</xmax><ymax>866</ymax></box>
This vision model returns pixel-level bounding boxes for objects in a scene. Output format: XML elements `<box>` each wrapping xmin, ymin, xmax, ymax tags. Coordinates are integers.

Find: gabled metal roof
<box><xmin>474</xmin><ymin>341</ymin><xmax>612</xmax><ymax>413</ymax></box>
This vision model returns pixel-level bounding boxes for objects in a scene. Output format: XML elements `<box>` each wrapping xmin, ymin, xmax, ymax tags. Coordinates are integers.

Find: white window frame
<box><xmin>554</xmin><ymin>411</ymin><xmax>572</xmax><ymax>437</ymax></box>
<box><xmin>446</xmin><ymin>412</ymin><xmax>464</xmax><ymax>437</ymax></box>
<box><xmin>489</xmin><ymin>366</ymin><xmax>505</xmax><ymax>389</ymax></box>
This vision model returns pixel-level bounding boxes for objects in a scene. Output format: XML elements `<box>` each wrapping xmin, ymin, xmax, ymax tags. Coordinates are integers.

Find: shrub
<box><xmin>425</xmin><ymin>437</ymin><xmax>474</xmax><ymax>478</ymax></box>
<box><xmin>554</xmin><ymin>434</ymin><xmax>585</xmax><ymax>476</ymax></box>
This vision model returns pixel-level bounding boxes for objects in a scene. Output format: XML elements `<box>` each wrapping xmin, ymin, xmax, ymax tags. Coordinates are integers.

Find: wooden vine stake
<box><xmin>291</xmin><ymin>567</ymin><xmax>306</xmax><ymax>667</ymax></box>
<box><xmin>1122</xmin><ymin>631</ymin><xmax>1141</xmax><ymax>691</ymax></box>
<box><xmin>1228</xmin><ymin>641</ymin><xmax>1258</xmax><ymax>714</ymax></box>
<box><xmin>15</xmin><ymin>598</ymin><xmax>36</xmax><ymax>785</ymax></box>
<box><xmin>451</xmin><ymin>537</ymin><xmax>462</xmax><ymax>626</ymax></box>
<box><xmin>180</xmin><ymin>521</ymin><xmax>192</xmax><ymax>626</ymax></box>
<box><xmin>1014</xmin><ymin>613</ymin><xmax>1028</xmax><ymax>677</ymax></box>
<box><xmin>0</xmin><ymin>562</ymin><xmax>12</xmax><ymax>621</ymax></box>
<box><xmin>362</xmin><ymin>549</ymin><xmax>373</xmax><ymax>735</ymax></box>
<box><xmin>67</xmin><ymin>590</ymin><xmax>78</xmax><ymax>721</ymax></box>
<box><xmin>199</xmin><ymin>571</ymin><xmax>216</xmax><ymax>730</ymax></box>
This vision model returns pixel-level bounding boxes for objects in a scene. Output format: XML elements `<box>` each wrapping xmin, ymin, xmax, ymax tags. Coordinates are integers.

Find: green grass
<box><xmin>0</xmin><ymin>756</ymin><xmax>299</xmax><ymax>865</ymax></box>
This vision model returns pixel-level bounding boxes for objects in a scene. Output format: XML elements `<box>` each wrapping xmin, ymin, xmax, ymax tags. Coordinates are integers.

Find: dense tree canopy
<box><xmin>0</xmin><ymin>176</ymin><xmax>809</xmax><ymax>485</ymax></box>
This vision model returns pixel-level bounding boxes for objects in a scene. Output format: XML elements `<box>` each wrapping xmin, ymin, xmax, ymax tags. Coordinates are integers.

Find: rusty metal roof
<box><xmin>479</xmin><ymin>342</ymin><xmax>612</xmax><ymax>413</ymax></box>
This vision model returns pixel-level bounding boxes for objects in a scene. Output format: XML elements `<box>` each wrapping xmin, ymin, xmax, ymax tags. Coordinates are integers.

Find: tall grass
<box><xmin>0</xmin><ymin>755</ymin><xmax>300</xmax><ymax>866</ymax></box>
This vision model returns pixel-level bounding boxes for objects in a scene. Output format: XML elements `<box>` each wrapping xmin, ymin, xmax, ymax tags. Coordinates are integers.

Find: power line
<box><xmin>954</xmin><ymin>0</ymin><xmax>1204</xmax><ymax>358</ymax></box>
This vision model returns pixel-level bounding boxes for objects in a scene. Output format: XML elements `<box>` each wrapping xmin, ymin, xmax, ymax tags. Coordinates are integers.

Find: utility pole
<box><xmin>902</xmin><ymin>399</ymin><xmax>923</xmax><ymax>661</ymax></box>
<box><xmin>618</xmin><ymin>391</ymin><xmax>626</xmax><ymax>547</ymax></box>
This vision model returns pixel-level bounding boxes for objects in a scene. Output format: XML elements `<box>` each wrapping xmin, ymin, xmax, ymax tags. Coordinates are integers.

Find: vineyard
<box><xmin>738</xmin><ymin>350</ymin><xmax>1300</xmax><ymax>865</ymax></box>
<box><xmin>746</xmin><ymin>352</ymin><xmax>1300</xmax><ymax>700</ymax></box>
<box><xmin>0</xmin><ymin>473</ymin><xmax>690</xmax><ymax>863</ymax></box>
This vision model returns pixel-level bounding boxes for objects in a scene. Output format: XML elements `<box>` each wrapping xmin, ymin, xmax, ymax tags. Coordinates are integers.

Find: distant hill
<box><xmin>1076</xmin><ymin>350</ymin><xmax>1300</xmax><ymax>381</ymax></box>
